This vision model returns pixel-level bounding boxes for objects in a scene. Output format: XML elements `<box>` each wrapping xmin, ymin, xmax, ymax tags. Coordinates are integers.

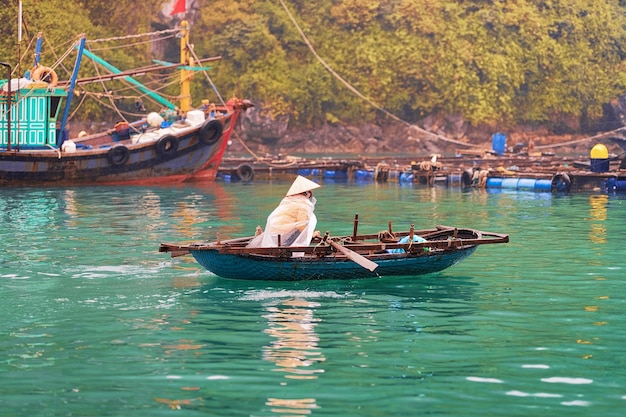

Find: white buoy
<box><xmin>147</xmin><ymin>112</ymin><xmax>164</xmax><ymax>128</ymax></box>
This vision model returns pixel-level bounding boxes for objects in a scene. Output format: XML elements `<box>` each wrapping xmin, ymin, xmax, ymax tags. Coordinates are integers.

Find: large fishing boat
<box><xmin>159</xmin><ymin>220</ymin><xmax>509</xmax><ymax>281</ymax></box>
<box><xmin>0</xmin><ymin>20</ymin><xmax>252</xmax><ymax>186</ymax></box>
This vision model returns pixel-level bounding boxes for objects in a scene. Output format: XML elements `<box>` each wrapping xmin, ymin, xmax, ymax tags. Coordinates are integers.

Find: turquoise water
<box><xmin>1</xmin><ymin>181</ymin><xmax>625</xmax><ymax>416</ymax></box>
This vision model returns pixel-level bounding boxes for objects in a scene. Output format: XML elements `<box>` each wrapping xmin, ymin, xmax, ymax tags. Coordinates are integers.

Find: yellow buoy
<box><xmin>590</xmin><ymin>144</ymin><xmax>608</xmax><ymax>159</ymax></box>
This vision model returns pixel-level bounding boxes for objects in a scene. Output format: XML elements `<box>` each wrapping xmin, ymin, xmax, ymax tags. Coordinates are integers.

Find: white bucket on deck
<box><xmin>62</xmin><ymin>140</ymin><xmax>76</xmax><ymax>153</ymax></box>
<box><xmin>186</xmin><ymin>110</ymin><xmax>205</xmax><ymax>125</ymax></box>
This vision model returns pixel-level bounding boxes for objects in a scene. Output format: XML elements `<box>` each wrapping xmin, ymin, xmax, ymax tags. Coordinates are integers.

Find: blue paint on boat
<box><xmin>189</xmin><ymin>247</ymin><xmax>477</xmax><ymax>281</ymax></box>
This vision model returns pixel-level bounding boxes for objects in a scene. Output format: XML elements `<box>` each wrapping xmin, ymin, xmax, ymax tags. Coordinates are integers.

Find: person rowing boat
<box><xmin>247</xmin><ymin>175</ymin><xmax>321</xmax><ymax>248</ymax></box>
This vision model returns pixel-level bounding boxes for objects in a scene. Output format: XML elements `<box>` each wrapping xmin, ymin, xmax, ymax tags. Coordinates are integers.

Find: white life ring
<box><xmin>31</xmin><ymin>66</ymin><xmax>59</xmax><ymax>86</ymax></box>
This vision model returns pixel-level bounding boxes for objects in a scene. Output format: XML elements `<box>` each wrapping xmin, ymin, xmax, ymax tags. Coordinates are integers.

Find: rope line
<box><xmin>87</xmin><ymin>33</ymin><xmax>176</xmax><ymax>53</ymax></box>
<box><xmin>186</xmin><ymin>40</ymin><xmax>226</xmax><ymax>106</ymax></box>
<box><xmin>278</xmin><ymin>0</ymin><xmax>470</xmax><ymax>147</ymax></box>
<box><xmin>86</xmin><ymin>28</ymin><xmax>179</xmax><ymax>44</ymax></box>
<box><xmin>278</xmin><ymin>0</ymin><xmax>625</xmax><ymax>150</ymax></box>
<box><xmin>84</xmin><ymin>46</ymin><xmax>129</xmax><ymax>124</ymax></box>
<box><xmin>534</xmin><ymin>126</ymin><xmax>626</xmax><ymax>150</ymax></box>
<box><xmin>231</xmin><ymin>130</ymin><xmax>303</xmax><ymax>168</ymax></box>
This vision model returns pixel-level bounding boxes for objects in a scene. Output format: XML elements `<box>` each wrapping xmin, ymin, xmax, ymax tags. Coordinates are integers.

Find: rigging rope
<box><xmin>277</xmin><ymin>0</ymin><xmax>470</xmax><ymax>147</ymax></box>
<box><xmin>534</xmin><ymin>126</ymin><xmax>626</xmax><ymax>150</ymax></box>
<box><xmin>14</xmin><ymin>36</ymin><xmax>36</xmax><ymax>76</ymax></box>
<box><xmin>85</xmin><ymin>46</ymin><xmax>129</xmax><ymax>125</ymax></box>
<box><xmin>86</xmin><ymin>28</ymin><xmax>179</xmax><ymax>44</ymax></box>
<box><xmin>86</xmin><ymin>33</ymin><xmax>176</xmax><ymax>53</ymax></box>
<box><xmin>186</xmin><ymin>40</ymin><xmax>226</xmax><ymax>106</ymax></box>
<box><xmin>278</xmin><ymin>0</ymin><xmax>625</xmax><ymax>151</ymax></box>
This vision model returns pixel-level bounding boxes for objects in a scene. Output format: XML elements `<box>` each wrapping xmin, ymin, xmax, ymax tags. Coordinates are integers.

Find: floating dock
<box><xmin>218</xmin><ymin>153</ymin><xmax>626</xmax><ymax>193</ymax></box>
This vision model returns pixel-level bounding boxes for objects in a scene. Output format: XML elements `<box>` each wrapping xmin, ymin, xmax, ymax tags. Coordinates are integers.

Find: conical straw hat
<box><xmin>286</xmin><ymin>175</ymin><xmax>321</xmax><ymax>196</ymax></box>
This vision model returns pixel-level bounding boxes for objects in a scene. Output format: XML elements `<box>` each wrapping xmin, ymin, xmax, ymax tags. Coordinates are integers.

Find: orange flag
<box><xmin>170</xmin><ymin>0</ymin><xmax>186</xmax><ymax>16</ymax></box>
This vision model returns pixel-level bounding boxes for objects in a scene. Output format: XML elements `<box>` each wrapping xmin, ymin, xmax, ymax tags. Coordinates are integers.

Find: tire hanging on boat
<box><xmin>107</xmin><ymin>145</ymin><xmax>130</xmax><ymax>166</ymax></box>
<box><xmin>198</xmin><ymin>119</ymin><xmax>223</xmax><ymax>146</ymax></box>
<box><xmin>156</xmin><ymin>135</ymin><xmax>179</xmax><ymax>156</ymax></box>
<box><xmin>235</xmin><ymin>163</ymin><xmax>254</xmax><ymax>181</ymax></box>
<box><xmin>31</xmin><ymin>66</ymin><xmax>58</xmax><ymax>86</ymax></box>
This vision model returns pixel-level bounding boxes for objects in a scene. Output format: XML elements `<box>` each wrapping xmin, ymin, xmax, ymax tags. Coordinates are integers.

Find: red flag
<box><xmin>170</xmin><ymin>0</ymin><xmax>186</xmax><ymax>16</ymax></box>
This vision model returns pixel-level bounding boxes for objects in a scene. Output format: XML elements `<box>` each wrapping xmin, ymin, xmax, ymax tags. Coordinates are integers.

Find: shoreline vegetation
<box><xmin>4</xmin><ymin>0</ymin><xmax>626</xmax><ymax>158</ymax></box>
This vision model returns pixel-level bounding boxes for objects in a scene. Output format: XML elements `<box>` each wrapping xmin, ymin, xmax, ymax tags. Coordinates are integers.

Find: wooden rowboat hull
<box><xmin>189</xmin><ymin>246</ymin><xmax>478</xmax><ymax>281</ymax></box>
<box><xmin>160</xmin><ymin>225</ymin><xmax>509</xmax><ymax>281</ymax></box>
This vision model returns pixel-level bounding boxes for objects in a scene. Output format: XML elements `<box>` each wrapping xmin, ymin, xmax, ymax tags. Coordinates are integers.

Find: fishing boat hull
<box><xmin>0</xmin><ymin>108</ymin><xmax>241</xmax><ymax>186</ymax></box>
<box><xmin>189</xmin><ymin>246</ymin><xmax>477</xmax><ymax>281</ymax></box>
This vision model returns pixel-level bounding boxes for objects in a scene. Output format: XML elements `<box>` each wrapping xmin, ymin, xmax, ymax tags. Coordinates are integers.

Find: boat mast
<box><xmin>17</xmin><ymin>1</ymin><xmax>22</xmax><ymax>80</ymax></box>
<box><xmin>179</xmin><ymin>20</ymin><xmax>191</xmax><ymax>113</ymax></box>
<box><xmin>58</xmin><ymin>35</ymin><xmax>86</xmax><ymax>146</ymax></box>
<box><xmin>33</xmin><ymin>32</ymin><xmax>43</xmax><ymax>67</ymax></box>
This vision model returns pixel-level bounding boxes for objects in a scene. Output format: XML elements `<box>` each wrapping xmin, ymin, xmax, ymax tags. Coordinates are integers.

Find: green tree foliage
<box><xmin>0</xmin><ymin>0</ymin><xmax>94</xmax><ymax>73</ymax></box>
<box><xmin>3</xmin><ymin>0</ymin><xmax>626</xmax><ymax>130</ymax></box>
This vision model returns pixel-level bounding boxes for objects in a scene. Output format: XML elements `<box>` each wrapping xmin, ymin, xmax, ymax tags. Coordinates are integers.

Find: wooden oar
<box><xmin>328</xmin><ymin>240</ymin><xmax>379</xmax><ymax>272</ymax></box>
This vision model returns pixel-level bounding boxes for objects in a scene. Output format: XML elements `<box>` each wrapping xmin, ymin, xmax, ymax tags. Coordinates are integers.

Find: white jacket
<box><xmin>247</xmin><ymin>194</ymin><xmax>317</xmax><ymax>248</ymax></box>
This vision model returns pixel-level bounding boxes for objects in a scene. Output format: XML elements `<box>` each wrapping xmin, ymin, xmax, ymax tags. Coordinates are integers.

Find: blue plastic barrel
<box><xmin>616</xmin><ymin>180</ymin><xmax>626</xmax><ymax>191</ymax></box>
<box><xmin>517</xmin><ymin>178</ymin><xmax>536</xmax><ymax>190</ymax></box>
<box><xmin>399</xmin><ymin>172</ymin><xmax>414</xmax><ymax>182</ymax></box>
<box><xmin>448</xmin><ymin>174</ymin><xmax>462</xmax><ymax>185</ymax></box>
<box><xmin>606</xmin><ymin>177</ymin><xmax>616</xmax><ymax>191</ymax></box>
<box><xmin>297</xmin><ymin>169</ymin><xmax>311</xmax><ymax>176</ymax></box>
<box><xmin>501</xmin><ymin>178</ymin><xmax>519</xmax><ymax>189</ymax></box>
<box><xmin>534</xmin><ymin>179</ymin><xmax>552</xmax><ymax>192</ymax></box>
<box><xmin>354</xmin><ymin>169</ymin><xmax>373</xmax><ymax>180</ymax></box>
<box><xmin>324</xmin><ymin>169</ymin><xmax>348</xmax><ymax>178</ymax></box>
<box><xmin>492</xmin><ymin>133</ymin><xmax>507</xmax><ymax>156</ymax></box>
<box><xmin>486</xmin><ymin>177</ymin><xmax>503</xmax><ymax>188</ymax></box>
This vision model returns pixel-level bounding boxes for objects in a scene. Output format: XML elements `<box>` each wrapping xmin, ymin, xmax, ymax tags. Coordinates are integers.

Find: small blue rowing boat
<box><xmin>160</xmin><ymin>223</ymin><xmax>509</xmax><ymax>281</ymax></box>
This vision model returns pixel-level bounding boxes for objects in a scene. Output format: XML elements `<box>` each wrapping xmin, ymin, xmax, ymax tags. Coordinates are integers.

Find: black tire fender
<box><xmin>235</xmin><ymin>163</ymin><xmax>255</xmax><ymax>181</ymax></box>
<box><xmin>551</xmin><ymin>172</ymin><xmax>571</xmax><ymax>192</ymax></box>
<box><xmin>461</xmin><ymin>168</ymin><xmax>474</xmax><ymax>188</ymax></box>
<box><xmin>156</xmin><ymin>134</ymin><xmax>179</xmax><ymax>156</ymax></box>
<box><xmin>107</xmin><ymin>145</ymin><xmax>130</xmax><ymax>166</ymax></box>
<box><xmin>198</xmin><ymin>119</ymin><xmax>223</xmax><ymax>146</ymax></box>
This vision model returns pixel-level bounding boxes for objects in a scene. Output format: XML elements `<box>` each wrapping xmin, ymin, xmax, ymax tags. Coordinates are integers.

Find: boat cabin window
<box><xmin>50</xmin><ymin>96</ymin><xmax>62</xmax><ymax>119</ymax></box>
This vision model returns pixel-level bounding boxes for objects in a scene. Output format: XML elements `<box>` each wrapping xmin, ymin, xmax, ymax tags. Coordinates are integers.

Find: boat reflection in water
<box><xmin>588</xmin><ymin>194</ymin><xmax>608</xmax><ymax>245</ymax></box>
<box><xmin>263</xmin><ymin>297</ymin><xmax>326</xmax><ymax>379</ymax></box>
<box><xmin>261</xmin><ymin>295</ymin><xmax>326</xmax><ymax>415</ymax></box>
